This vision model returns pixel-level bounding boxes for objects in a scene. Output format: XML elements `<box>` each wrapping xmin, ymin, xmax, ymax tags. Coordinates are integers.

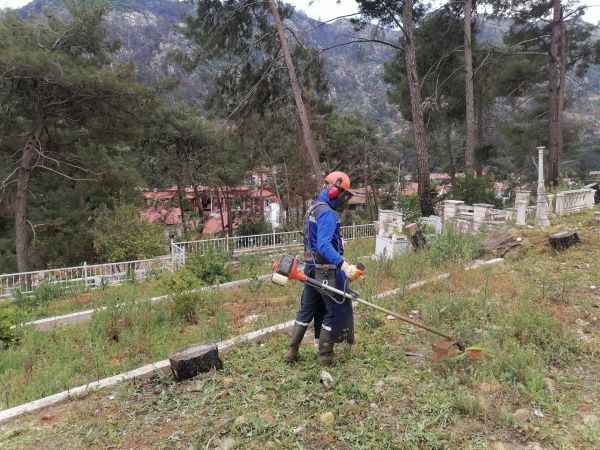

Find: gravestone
<box><xmin>515</xmin><ymin>191</ymin><xmax>530</xmax><ymax>226</ymax></box>
<box><xmin>375</xmin><ymin>209</ymin><xmax>410</xmax><ymax>259</ymax></box>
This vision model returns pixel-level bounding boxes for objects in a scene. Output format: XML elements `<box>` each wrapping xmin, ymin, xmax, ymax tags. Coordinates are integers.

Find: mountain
<box><xmin>16</xmin><ymin>0</ymin><xmax>600</xmax><ymax>132</ymax></box>
<box><xmin>20</xmin><ymin>0</ymin><xmax>402</xmax><ymax>127</ymax></box>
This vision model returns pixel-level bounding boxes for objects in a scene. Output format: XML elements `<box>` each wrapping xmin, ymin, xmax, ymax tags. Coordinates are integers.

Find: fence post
<box><xmin>83</xmin><ymin>262</ymin><xmax>88</xmax><ymax>287</ymax></box>
<box><xmin>226</xmin><ymin>233</ymin><xmax>230</xmax><ymax>256</ymax></box>
<box><xmin>170</xmin><ymin>239</ymin><xmax>175</xmax><ymax>271</ymax></box>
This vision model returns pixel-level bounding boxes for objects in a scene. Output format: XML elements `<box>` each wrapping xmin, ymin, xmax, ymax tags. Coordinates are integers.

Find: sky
<box><xmin>0</xmin><ymin>0</ymin><xmax>599</xmax><ymax>24</ymax></box>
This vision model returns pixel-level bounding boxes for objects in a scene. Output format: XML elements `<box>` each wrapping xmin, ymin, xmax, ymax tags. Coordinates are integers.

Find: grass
<box><xmin>3</xmin><ymin>210</ymin><xmax>600</xmax><ymax>448</ymax></box>
<box><xmin>10</xmin><ymin>239</ymin><xmax>376</xmax><ymax>322</ymax></box>
<box><xmin>0</xmin><ymin>232</ymin><xmax>486</xmax><ymax>410</ymax></box>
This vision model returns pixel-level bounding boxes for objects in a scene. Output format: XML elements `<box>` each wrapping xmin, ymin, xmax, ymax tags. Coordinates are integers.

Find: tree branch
<box><xmin>320</xmin><ymin>38</ymin><xmax>402</xmax><ymax>53</ymax></box>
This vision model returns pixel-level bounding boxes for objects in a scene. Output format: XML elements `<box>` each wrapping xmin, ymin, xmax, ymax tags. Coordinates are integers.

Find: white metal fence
<box><xmin>0</xmin><ymin>222</ymin><xmax>376</xmax><ymax>299</ymax></box>
<box><xmin>0</xmin><ymin>256</ymin><xmax>173</xmax><ymax>300</ymax></box>
<box><xmin>171</xmin><ymin>222</ymin><xmax>377</xmax><ymax>268</ymax></box>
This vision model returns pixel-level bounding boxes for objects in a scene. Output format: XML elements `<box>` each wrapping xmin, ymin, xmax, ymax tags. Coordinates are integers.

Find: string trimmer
<box><xmin>272</xmin><ymin>255</ymin><xmax>469</xmax><ymax>359</ymax></box>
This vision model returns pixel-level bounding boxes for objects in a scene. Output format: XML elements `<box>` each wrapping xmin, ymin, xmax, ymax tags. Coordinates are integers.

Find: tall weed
<box><xmin>14</xmin><ymin>279</ymin><xmax>86</xmax><ymax>312</ymax></box>
<box><xmin>186</xmin><ymin>250</ymin><xmax>231</xmax><ymax>285</ymax></box>
<box><xmin>428</xmin><ymin>226</ymin><xmax>482</xmax><ymax>267</ymax></box>
<box><xmin>0</xmin><ymin>304</ymin><xmax>21</xmax><ymax>349</ymax></box>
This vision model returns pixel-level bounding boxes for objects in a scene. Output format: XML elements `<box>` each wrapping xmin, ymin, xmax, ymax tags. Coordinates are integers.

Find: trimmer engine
<box><xmin>271</xmin><ymin>255</ymin><xmax>307</xmax><ymax>285</ymax></box>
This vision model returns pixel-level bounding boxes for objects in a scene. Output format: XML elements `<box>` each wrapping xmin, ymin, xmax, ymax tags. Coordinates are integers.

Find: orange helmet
<box><xmin>324</xmin><ymin>171</ymin><xmax>354</xmax><ymax>200</ymax></box>
<box><xmin>324</xmin><ymin>171</ymin><xmax>351</xmax><ymax>190</ymax></box>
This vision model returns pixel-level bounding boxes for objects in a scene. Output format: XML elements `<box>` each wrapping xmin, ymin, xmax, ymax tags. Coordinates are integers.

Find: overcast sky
<box><xmin>0</xmin><ymin>0</ymin><xmax>598</xmax><ymax>24</ymax></box>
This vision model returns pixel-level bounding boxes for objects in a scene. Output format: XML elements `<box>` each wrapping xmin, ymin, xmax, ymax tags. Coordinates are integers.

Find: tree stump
<box><xmin>549</xmin><ymin>230</ymin><xmax>580</xmax><ymax>251</ymax></box>
<box><xmin>169</xmin><ymin>344</ymin><xmax>223</xmax><ymax>381</ymax></box>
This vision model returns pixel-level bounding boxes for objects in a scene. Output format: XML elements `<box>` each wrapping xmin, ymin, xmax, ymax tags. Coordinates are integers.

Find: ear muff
<box><xmin>327</xmin><ymin>178</ymin><xmax>343</xmax><ymax>199</ymax></box>
<box><xmin>328</xmin><ymin>186</ymin><xmax>340</xmax><ymax>199</ymax></box>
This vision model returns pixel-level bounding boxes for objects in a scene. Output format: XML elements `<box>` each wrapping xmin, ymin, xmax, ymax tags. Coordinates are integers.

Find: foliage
<box><xmin>428</xmin><ymin>226</ymin><xmax>482</xmax><ymax>266</ymax></box>
<box><xmin>186</xmin><ymin>251</ymin><xmax>231</xmax><ymax>285</ymax></box>
<box><xmin>0</xmin><ymin>1</ymin><xmax>150</xmax><ymax>271</ymax></box>
<box><xmin>160</xmin><ymin>267</ymin><xmax>198</xmax><ymax>294</ymax></box>
<box><xmin>383</xmin><ymin>7</ymin><xmax>465</xmax><ymax>127</ymax></box>
<box><xmin>236</xmin><ymin>220</ymin><xmax>272</xmax><ymax>236</ymax></box>
<box><xmin>449</xmin><ymin>174</ymin><xmax>500</xmax><ymax>207</ymax></box>
<box><xmin>0</xmin><ymin>304</ymin><xmax>20</xmax><ymax>349</ymax></box>
<box><xmin>93</xmin><ymin>204</ymin><xmax>166</xmax><ymax>262</ymax></box>
<box><xmin>170</xmin><ymin>291</ymin><xmax>201</xmax><ymax>325</ymax></box>
<box><xmin>13</xmin><ymin>280</ymin><xmax>86</xmax><ymax>312</ymax></box>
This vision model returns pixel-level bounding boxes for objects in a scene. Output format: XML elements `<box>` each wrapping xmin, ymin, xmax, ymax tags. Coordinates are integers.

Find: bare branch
<box><xmin>33</xmin><ymin>164</ymin><xmax>94</xmax><ymax>182</ymax></box>
<box><xmin>320</xmin><ymin>38</ymin><xmax>402</xmax><ymax>53</ymax></box>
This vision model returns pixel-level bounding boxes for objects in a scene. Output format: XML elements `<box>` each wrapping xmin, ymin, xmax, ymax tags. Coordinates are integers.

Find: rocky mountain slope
<box><xmin>20</xmin><ymin>0</ymin><xmax>401</xmax><ymax>125</ymax></box>
<box><xmin>18</xmin><ymin>0</ymin><xmax>600</xmax><ymax>130</ymax></box>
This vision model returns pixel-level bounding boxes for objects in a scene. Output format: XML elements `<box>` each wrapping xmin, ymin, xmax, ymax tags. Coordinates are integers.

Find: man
<box><xmin>284</xmin><ymin>171</ymin><xmax>363</xmax><ymax>366</ymax></box>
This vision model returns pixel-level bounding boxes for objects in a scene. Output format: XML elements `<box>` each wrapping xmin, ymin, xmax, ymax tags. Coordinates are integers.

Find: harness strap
<box><xmin>303</xmin><ymin>201</ymin><xmax>332</xmax><ymax>263</ymax></box>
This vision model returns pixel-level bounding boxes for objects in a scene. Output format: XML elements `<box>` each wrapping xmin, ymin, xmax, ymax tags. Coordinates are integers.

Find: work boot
<box><xmin>319</xmin><ymin>328</ymin><xmax>335</xmax><ymax>366</ymax></box>
<box><xmin>284</xmin><ymin>324</ymin><xmax>307</xmax><ymax>364</ymax></box>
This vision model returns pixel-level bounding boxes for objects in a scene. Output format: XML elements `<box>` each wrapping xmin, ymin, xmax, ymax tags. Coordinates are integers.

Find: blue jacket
<box><xmin>304</xmin><ymin>190</ymin><xmax>344</xmax><ymax>267</ymax></box>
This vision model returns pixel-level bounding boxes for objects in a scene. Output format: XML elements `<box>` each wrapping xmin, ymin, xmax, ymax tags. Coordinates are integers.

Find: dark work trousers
<box><xmin>293</xmin><ymin>268</ymin><xmax>354</xmax><ymax>343</ymax></box>
<box><xmin>294</xmin><ymin>282</ymin><xmax>326</xmax><ymax>339</ymax></box>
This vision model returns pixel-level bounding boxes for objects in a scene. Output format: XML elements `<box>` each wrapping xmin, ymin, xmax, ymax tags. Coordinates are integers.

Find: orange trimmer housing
<box><xmin>272</xmin><ymin>255</ymin><xmax>307</xmax><ymax>283</ymax></box>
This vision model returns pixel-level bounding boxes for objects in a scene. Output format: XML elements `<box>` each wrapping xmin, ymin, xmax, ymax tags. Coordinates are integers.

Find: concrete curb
<box><xmin>0</xmin><ymin>320</ymin><xmax>295</xmax><ymax>425</ymax></box>
<box><xmin>0</xmin><ymin>258</ymin><xmax>504</xmax><ymax>425</ymax></box>
<box><xmin>22</xmin><ymin>275</ymin><xmax>271</xmax><ymax>331</ymax></box>
<box><xmin>22</xmin><ymin>253</ymin><xmax>378</xmax><ymax>331</ymax></box>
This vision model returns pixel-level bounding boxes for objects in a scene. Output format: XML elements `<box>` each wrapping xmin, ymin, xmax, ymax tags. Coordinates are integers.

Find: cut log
<box><xmin>169</xmin><ymin>344</ymin><xmax>223</xmax><ymax>381</ymax></box>
<box><xmin>483</xmin><ymin>232</ymin><xmax>522</xmax><ymax>257</ymax></box>
<box><xmin>549</xmin><ymin>230</ymin><xmax>580</xmax><ymax>251</ymax></box>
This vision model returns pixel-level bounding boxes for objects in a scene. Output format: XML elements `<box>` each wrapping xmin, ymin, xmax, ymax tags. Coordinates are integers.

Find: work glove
<box><xmin>341</xmin><ymin>261</ymin><xmax>364</xmax><ymax>282</ymax></box>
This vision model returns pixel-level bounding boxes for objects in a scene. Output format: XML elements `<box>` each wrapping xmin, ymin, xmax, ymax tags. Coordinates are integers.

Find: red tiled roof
<box><xmin>142</xmin><ymin>206</ymin><xmax>182</xmax><ymax>225</ymax></box>
<box><xmin>249</xmin><ymin>188</ymin><xmax>277</xmax><ymax>199</ymax></box>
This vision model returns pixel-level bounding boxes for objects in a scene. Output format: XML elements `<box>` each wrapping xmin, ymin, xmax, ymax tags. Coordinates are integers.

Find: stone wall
<box><xmin>442</xmin><ymin>188</ymin><xmax>596</xmax><ymax>231</ymax></box>
<box><xmin>554</xmin><ymin>189</ymin><xmax>595</xmax><ymax>216</ymax></box>
<box><xmin>441</xmin><ymin>200</ymin><xmax>509</xmax><ymax>232</ymax></box>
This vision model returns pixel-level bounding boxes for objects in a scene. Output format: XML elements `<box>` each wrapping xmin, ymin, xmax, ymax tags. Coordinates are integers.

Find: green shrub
<box><xmin>449</xmin><ymin>174</ymin><xmax>501</xmax><ymax>207</ymax></box>
<box><xmin>93</xmin><ymin>204</ymin><xmax>167</xmax><ymax>262</ymax></box>
<box><xmin>170</xmin><ymin>291</ymin><xmax>200</xmax><ymax>324</ymax></box>
<box><xmin>0</xmin><ymin>304</ymin><xmax>20</xmax><ymax>348</ymax></box>
<box><xmin>186</xmin><ymin>250</ymin><xmax>231</xmax><ymax>285</ymax></box>
<box><xmin>160</xmin><ymin>267</ymin><xmax>198</xmax><ymax>293</ymax></box>
<box><xmin>427</xmin><ymin>226</ymin><xmax>482</xmax><ymax>266</ymax></box>
<box><xmin>159</xmin><ymin>267</ymin><xmax>203</xmax><ymax>324</ymax></box>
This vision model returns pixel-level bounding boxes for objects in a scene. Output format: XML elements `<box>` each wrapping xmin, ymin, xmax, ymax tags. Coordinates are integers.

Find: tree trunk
<box><xmin>15</xmin><ymin>140</ymin><xmax>36</xmax><ymax>272</ymax></box>
<box><xmin>268</xmin><ymin>0</ymin><xmax>322</xmax><ymax>185</ymax></box>
<box><xmin>192</xmin><ymin>183</ymin><xmax>205</xmax><ymax>224</ymax></box>
<box><xmin>216</xmin><ymin>187</ymin><xmax>226</xmax><ymax>235</ymax></box>
<box><xmin>402</xmin><ymin>0</ymin><xmax>433</xmax><ymax>216</ymax></box>
<box><xmin>177</xmin><ymin>185</ymin><xmax>188</xmax><ymax>236</ymax></box>
<box><xmin>548</xmin><ymin>0</ymin><xmax>564</xmax><ymax>186</ymax></box>
<box><xmin>463</xmin><ymin>0</ymin><xmax>477</xmax><ymax>173</ymax></box>
<box><xmin>446</xmin><ymin>124</ymin><xmax>457</xmax><ymax>183</ymax></box>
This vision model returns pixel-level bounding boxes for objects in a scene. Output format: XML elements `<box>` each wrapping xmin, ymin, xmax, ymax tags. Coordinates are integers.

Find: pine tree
<box><xmin>356</xmin><ymin>0</ymin><xmax>435</xmax><ymax>215</ymax></box>
<box><xmin>493</xmin><ymin>0</ymin><xmax>599</xmax><ymax>184</ymax></box>
<box><xmin>185</xmin><ymin>0</ymin><xmax>324</xmax><ymax>186</ymax></box>
<box><xmin>0</xmin><ymin>0</ymin><xmax>149</xmax><ymax>271</ymax></box>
